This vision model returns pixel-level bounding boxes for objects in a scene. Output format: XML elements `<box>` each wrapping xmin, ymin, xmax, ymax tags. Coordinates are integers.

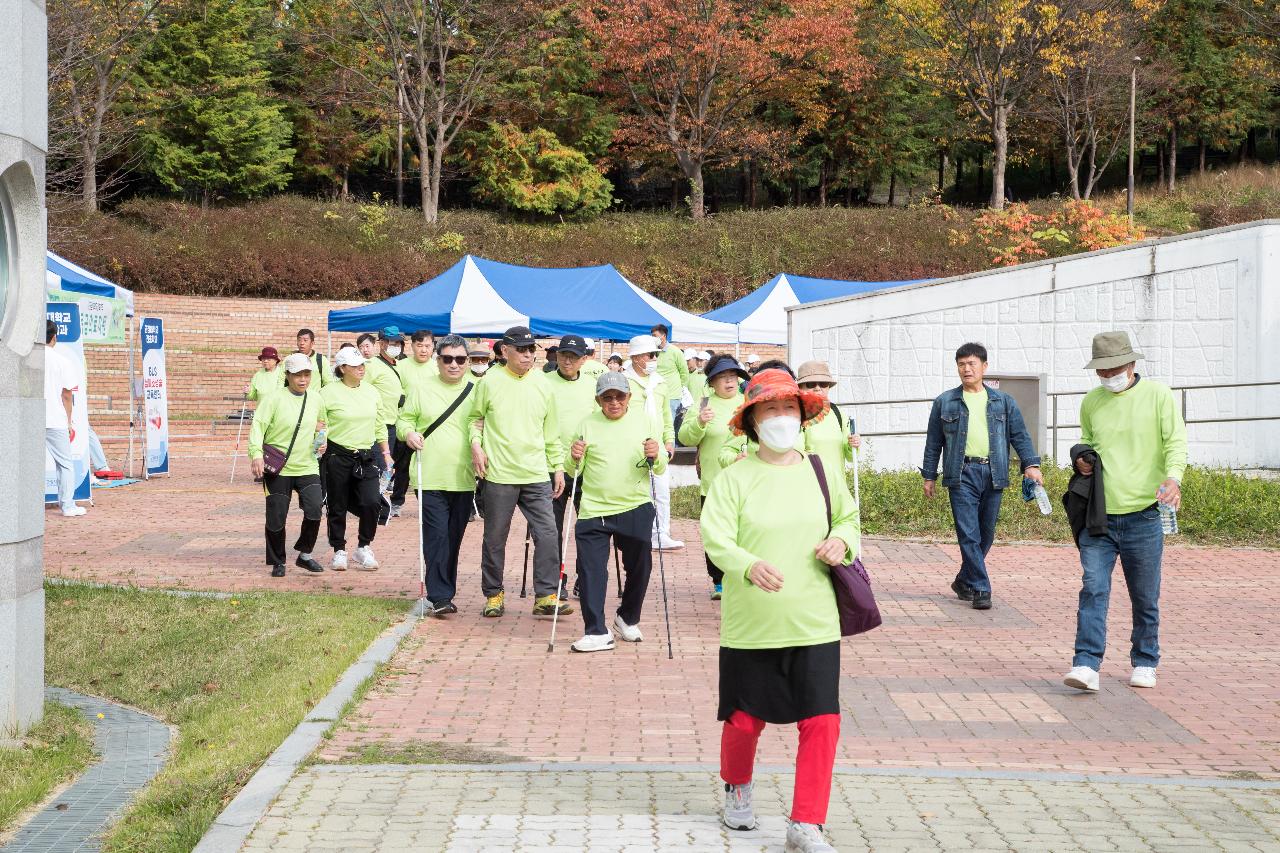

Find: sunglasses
<box><xmin>512</xmin><ymin>344</ymin><xmax>537</xmax><ymax>354</ymax></box>
<box><xmin>799</xmin><ymin>382</ymin><xmax>835</xmax><ymax>390</ymax></box>
<box><xmin>598</xmin><ymin>392</ymin><xmax>628</xmax><ymax>403</ymax></box>
<box><xmin>437</xmin><ymin>355</ymin><xmax>468</xmax><ymax>365</ymax></box>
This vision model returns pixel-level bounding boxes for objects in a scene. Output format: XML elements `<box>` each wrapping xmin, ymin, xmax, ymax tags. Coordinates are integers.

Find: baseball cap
<box><xmin>682</xmin><ymin>347</ymin><xmax>698</xmax><ymax>360</ymax></box>
<box><xmin>745</xmin><ymin>353</ymin><xmax>760</xmax><ymax>365</ymax></box>
<box><xmin>558</xmin><ymin>334</ymin><xmax>589</xmax><ymax>356</ymax></box>
<box><xmin>334</xmin><ymin>348</ymin><xmax>366</xmax><ymax>368</ymax></box>
<box><xmin>378</xmin><ymin>326</ymin><xmax>405</xmax><ymax>342</ymax></box>
<box><xmin>258</xmin><ymin>346</ymin><xmax>280</xmax><ymax>361</ymax></box>
<box><xmin>283</xmin><ymin>352</ymin><xmax>313</xmax><ymax>373</ymax></box>
<box><xmin>628</xmin><ymin>334</ymin><xmax>660</xmax><ymax>357</ymax></box>
<box><xmin>583</xmin><ymin>337</ymin><xmax>596</xmax><ymax>353</ymax></box>
<box><xmin>696</xmin><ymin>350</ymin><xmax>711</xmax><ymax>361</ymax></box>
<box><xmin>502</xmin><ymin>325</ymin><xmax>536</xmax><ymax>347</ymax></box>
<box><xmin>596</xmin><ymin>371</ymin><xmax>631</xmax><ymax>396</ymax></box>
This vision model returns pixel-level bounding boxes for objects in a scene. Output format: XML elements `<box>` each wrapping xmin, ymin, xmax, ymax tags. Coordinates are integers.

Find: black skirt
<box><xmin>717</xmin><ymin>641</ymin><xmax>840</xmax><ymax>724</ymax></box>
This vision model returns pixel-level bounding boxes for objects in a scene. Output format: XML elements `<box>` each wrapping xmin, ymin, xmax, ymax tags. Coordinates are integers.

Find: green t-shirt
<box><xmin>301</xmin><ymin>351</ymin><xmax>330</xmax><ymax>387</ymax></box>
<box><xmin>468</xmin><ymin>365</ymin><xmax>562</xmax><ymax>485</ymax></box>
<box><xmin>321</xmin><ymin>380</ymin><xmax>387</xmax><ymax>451</ymax></box>
<box><xmin>566</xmin><ymin>406</ymin><xmax>667</xmax><ymax>519</ymax></box>
<box><xmin>249</xmin><ymin>367</ymin><xmax>284</xmax><ymax>402</ymax></box>
<box><xmin>398</xmin><ymin>356</ymin><xmax>438</xmax><ymax>401</ymax></box>
<box><xmin>803</xmin><ymin>405</ymin><xmax>853</xmax><ymax>476</ymax></box>
<box><xmin>625</xmin><ymin>370</ymin><xmax>676</xmax><ymax>445</ymax></box>
<box><xmin>963</xmin><ymin>390</ymin><xmax>990</xmax><ymax>458</ymax></box>
<box><xmin>248</xmin><ymin>388</ymin><xmax>324</xmax><ymax>476</ymax></box>
<box><xmin>397</xmin><ymin>372</ymin><xmax>477</xmax><ymax>493</ymax></box>
<box><xmin>685</xmin><ymin>371</ymin><xmax>708</xmax><ymax>402</ymax></box>
<box><xmin>677</xmin><ymin>390</ymin><xmax>744</xmax><ymax>496</ymax></box>
<box><xmin>580</xmin><ymin>359</ymin><xmax>607</xmax><ymax>379</ymax></box>
<box><xmin>655</xmin><ymin>345</ymin><xmax>690</xmax><ymax>401</ymax></box>
<box><xmin>546</xmin><ymin>370</ymin><xmax>600</xmax><ymax>459</ymax></box>
<box><xmin>1080</xmin><ymin>376</ymin><xmax>1188</xmax><ymax>514</ymax></box>
<box><xmin>364</xmin><ymin>356</ymin><xmax>405</xmax><ymax>425</ymax></box>
<box><xmin>700</xmin><ymin>453</ymin><xmax>859</xmax><ymax>649</ymax></box>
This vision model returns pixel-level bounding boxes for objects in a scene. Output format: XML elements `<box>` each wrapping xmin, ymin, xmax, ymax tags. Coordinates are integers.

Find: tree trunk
<box><xmin>741</xmin><ymin>163</ymin><xmax>751</xmax><ymax>208</ymax></box>
<box><xmin>341</xmin><ymin>165</ymin><xmax>350</xmax><ymax>202</ymax></box>
<box><xmin>887</xmin><ymin>170</ymin><xmax>897</xmax><ymax>206</ymax></box>
<box><xmin>81</xmin><ymin>145</ymin><xmax>98</xmax><ymax>212</ymax></box>
<box><xmin>1083</xmin><ymin>141</ymin><xmax>1096</xmax><ymax>200</ymax></box>
<box><xmin>818</xmin><ymin>160</ymin><xmax>828</xmax><ymax>207</ymax></box>
<box><xmin>989</xmin><ymin>105</ymin><xmax>1009</xmax><ymax>209</ymax></box>
<box><xmin>955</xmin><ymin>158</ymin><xmax>964</xmax><ymax>192</ymax></box>
<box><xmin>748</xmin><ymin>159</ymin><xmax>758</xmax><ymax>208</ymax></box>
<box><xmin>689</xmin><ymin>164</ymin><xmax>706</xmax><ymax>219</ymax></box>
<box><xmin>1166</xmin><ymin>125</ymin><xmax>1177</xmax><ymax>193</ymax></box>
<box><xmin>1198</xmin><ymin>138</ymin><xmax>1207</xmax><ymax>173</ymax></box>
<box><xmin>937</xmin><ymin>151</ymin><xmax>948</xmax><ymax>194</ymax></box>
<box><xmin>1156</xmin><ymin>141</ymin><xmax>1165</xmax><ymax>186</ymax></box>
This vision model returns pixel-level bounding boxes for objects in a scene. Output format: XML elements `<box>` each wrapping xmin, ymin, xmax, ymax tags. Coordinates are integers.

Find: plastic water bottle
<box><xmin>380</xmin><ymin>466</ymin><xmax>393</xmax><ymax>493</ymax></box>
<box><xmin>1157</xmin><ymin>487</ymin><xmax>1178</xmax><ymax>535</ymax></box>
<box><xmin>1033</xmin><ymin>483</ymin><xmax>1052</xmax><ymax>515</ymax></box>
<box><xmin>312</xmin><ymin>427</ymin><xmax>326</xmax><ymax>457</ymax></box>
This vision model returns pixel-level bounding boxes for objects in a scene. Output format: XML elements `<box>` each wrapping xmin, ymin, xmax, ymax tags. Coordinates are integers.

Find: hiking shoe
<box><xmin>429</xmin><ymin>601</ymin><xmax>457</xmax><ymax>618</ymax></box>
<box><xmin>785</xmin><ymin>821</ymin><xmax>835</xmax><ymax>852</ymax></box>
<box><xmin>1130</xmin><ymin>666</ymin><xmax>1157</xmax><ymax>688</ymax></box>
<box><xmin>352</xmin><ymin>546</ymin><xmax>379</xmax><ymax>570</ymax></box>
<box><xmin>295</xmin><ymin>554</ymin><xmax>324</xmax><ymax>573</ymax></box>
<box><xmin>950</xmin><ymin>578</ymin><xmax>975</xmax><ymax>601</ymax></box>
<box><xmin>532</xmin><ymin>594</ymin><xmax>574</xmax><ymax>617</ymax></box>
<box><xmin>613</xmin><ymin>614</ymin><xmax>643</xmax><ymax>642</ymax></box>
<box><xmin>270</xmin><ymin>564</ymin><xmax>286</xmax><ymax>578</ymax></box>
<box><xmin>389</xmin><ymin>503</ymin><xmax>402</xmax><ymax>518</ymax></box>
<box><xmin>711</xmin><ymin>583</ymin><xmax>723</xmax><ymax>601</ymax></box>
<box><xmin>1064</xmin><ymin>665</ymin><xmax>1100</xmax><ymax>692</ymax></box>
<box><xmin>722</xmin><ymin>782</ymin><xmax>756</xmax><ymax>831</ymax></box>
<box><xmin>483</xmin><ymin>592</ymin><xmax>505</xmax><ymax>617</ymax></box>
<box><xmin>972</xmin><ymin>591</ymin><xmax>992</xmax><ymax>610</ymax></box>
<box><xmin>331</xmin><ymin>550</ymin><xmax>348</xmax><ymax>571</ymax></box>
<box><xmin>570</xmin><ymin>632</ymin><xmax>615</xmax><ymax>653</ymax></box>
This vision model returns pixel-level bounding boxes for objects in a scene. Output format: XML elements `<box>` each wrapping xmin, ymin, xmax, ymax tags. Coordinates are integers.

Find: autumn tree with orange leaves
<box><xmin>581</xmin><ymin>0</ymin><xmax>866</xmax><ymax>219</ymax></box>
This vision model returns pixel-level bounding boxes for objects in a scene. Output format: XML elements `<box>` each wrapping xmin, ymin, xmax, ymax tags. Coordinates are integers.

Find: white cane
<box><xmin>229</xmin><ymin>392</ymin><xmax>249</xmax><ymax>484</ymax></box>
<box><xmin>548</xmin><ymin>465</ymin><xmax>579</xmax><ymax>653</ymax></box>
<box><xmin>416</xmin><ymin>444</ymin><xmax>426</xmax><ymax>615</ymax></box>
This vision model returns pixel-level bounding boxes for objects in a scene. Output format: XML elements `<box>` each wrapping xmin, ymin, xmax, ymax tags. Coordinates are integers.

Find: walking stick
<box><xmin>416</xmin><ymin>447</ymin><xmax>427</xmax><ymax>615</ymax></box>
<box><xmin>646</xmin><ymin>456</ymin><xmax>674</xmax><ymax>660</ymax></box>
<box><xmin>520</xmin><ymin>532</ymin><xmax>532</xmax><ymax>598</ymax></box>
<box><xmin>547</xmin><ymin>470</ymin><xmax>579</xmax><ymax>653</ymax></box>
<box><xmin>229</xmin><ymin>392</ymin><xmax>249</xmax><ymax>485</ymax></box>
<box><xmin>614</xmin><ymin>545</ymin><xmax>622</xmax><ymax>593</ymax></box>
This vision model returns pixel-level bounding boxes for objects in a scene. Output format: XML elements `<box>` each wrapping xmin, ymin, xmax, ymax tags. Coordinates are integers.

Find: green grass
<box><xmin>674</xmin><ymin>464</ymin><xmax>1280</xmax><ymax>548</ymax></box>
<box><xmin>44</xmin><ymin>583</ymin><xmax>409</xmax><ymax>853</ymax></box>
<box><xmin>334</xmin><ymin>741</ymin><xmax>523</xmax><ymax>765</ymax></box>
<box><xmin>0</xmin><ymin>701</ymin><xmax>96</xmax><ymax>835</ymax></box>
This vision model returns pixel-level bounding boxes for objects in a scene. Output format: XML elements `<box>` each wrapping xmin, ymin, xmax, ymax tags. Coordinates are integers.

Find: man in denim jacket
<box><xmin>922</xmin><ymin>343</ymin><xmax>1043</xmax><ymax>610</ymax></box>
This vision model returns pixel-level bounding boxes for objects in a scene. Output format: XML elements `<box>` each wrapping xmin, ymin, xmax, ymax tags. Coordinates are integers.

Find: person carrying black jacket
<box><xmin>1063</xmin><ymin>444</ymin><xmax>1107</xmax><ymax>546</ymax></box>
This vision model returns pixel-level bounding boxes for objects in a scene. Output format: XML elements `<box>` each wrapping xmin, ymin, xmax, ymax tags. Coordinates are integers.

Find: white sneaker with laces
<box><xmin>1064</xmin><ymin>665</ymin><xmax>1100</xmax><ymax>692</ymax></box>
<box><xmin>722</xmin><ymin>782</ymin><xmax>756</xmax><ymax>831</ymax></box>
<box><xmin>61</xmin><ymin>506</ymin><xmax>88</xmax><ymax>517</ymax></box>
<box><xmin>353</xmin><ymin>546</ymin><xmax>379</xmax><ymax>570</ymax></box>
<box><xmin>1130</xmin><ymin>666</ymin><xmax>1157</xmax><ymax>688</ymax></box>
<box><xmin>785</xmin><ymin>820</ymin><xmax>835</xmax><ymax>852</ymax></box>
<box><xmin>570</xmin><ymin>632</ymin><xmax>615</xmax><ymax>653</ymax></box>
<box><xmin>654</xmin><ymin>534</ymin><xmax>684</xmax><ymax>551</ymax></box>
<box><xmin>331</xmin><ymin>550</ymin><xmax>348</xmax><ymax>571</ymax></box>
<box><xmin>612</xmin><ymin>615</ymin><xmax>643</xmax><ymax>642</ymax></box>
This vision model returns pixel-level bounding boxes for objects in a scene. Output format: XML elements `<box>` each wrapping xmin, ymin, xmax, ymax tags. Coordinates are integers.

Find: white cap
<box><xmin>628</xmin><ymin>334</ymin><xmax>660</xmax><ymax>356</ymax></box>
<box><xmin>696</xmin><ymin>350</ymin><xmax>711</xmax><ymax>361</ymax></box>
<box><xmin>583</xmin><ymin>337</ymin><xmax>596</xmax><ymax>351</ymax></box>
<box><xmin>334</xmin><ymin>348</ymin><xmax>366</xmax><ymax>368</ymax></box>
<box><xmin>283</xmin><ymin>352</ymin><xmax>313</xmax><ymax>373</ymax></box>
<box><xmin>682</xmin><ymin>347</ymin><xmax>698</xmax><ymax>360</ymax></box>
<box><xmin>745</xmin><ymin>353</ymin><xmax>760</xmax><ymax>365</ymax></box>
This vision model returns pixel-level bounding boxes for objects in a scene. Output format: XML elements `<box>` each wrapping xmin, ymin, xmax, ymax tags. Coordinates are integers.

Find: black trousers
<box><xmin>390</xmin><ymin>427</ymin><xmax>414</xmax><ymax>505</ymax></box>
<box><xmin>702</xmin><ymin>495</ymin><xmax>724</xmax><ymax>584</ymax></box>
<box><xmin>419</xmin><ymin>489</ymin><xmax>473</xmax><ymax>604</ymax></box>
<box><xmin>324</xmin><ymin>446</ymin><xmax>380</xmax><ymax>550</ymax></box>
<box><xmin>372</xmin><ymin>424</ymin><xmax>396</xmax><ymax>474</ymax></box>
<box><xmin>575</xmin><ymin>503</ymin><xmax>655</xmax><ymax>636</ymax></box>
<box><xmin>264</xmin><ymin>473</ymin><xmax>322</xmax><ymax>565</ymax></box>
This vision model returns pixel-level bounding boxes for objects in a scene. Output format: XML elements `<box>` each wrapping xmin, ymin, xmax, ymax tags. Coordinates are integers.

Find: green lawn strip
<box><xmin>335</xmin><ymin>741</ymin><xmax>523</xmax><ymax>766</ymax></box>
<box><xmin>44</xmin><ymin>583</ymin><xmax>409</xmax><ymax>853</ymax></box>
<box><xmin>674</xmin><ymin>465</ymin><xmax>1280</xmax><ymax>548</ymax></box>
<box><xmin>0</xmin><ymin>701</ymin><xmax>96</xmax><ymax>835</ymax></box>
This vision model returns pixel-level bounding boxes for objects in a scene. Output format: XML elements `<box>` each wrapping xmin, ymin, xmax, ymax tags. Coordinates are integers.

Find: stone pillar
<box><xmin>0</xmin><ymin>0</ymin><xmax>48</xmax><ymax>737</ymax></box>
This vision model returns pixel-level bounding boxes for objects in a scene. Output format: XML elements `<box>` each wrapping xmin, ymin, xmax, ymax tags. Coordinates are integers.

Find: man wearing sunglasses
<box><xmin>468</xmin><ymin>326</ymin><xmax>573</xmax><ymax>619</ymax></box>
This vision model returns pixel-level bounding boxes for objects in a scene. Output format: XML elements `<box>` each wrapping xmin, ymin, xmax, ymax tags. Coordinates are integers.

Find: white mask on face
<box><xmin>471</xmin><ymin>364</ymin><xmax>488</xmax><ymax>376</ymax></box>
<box><xmin>643</xmin><ymin>361</ymin><xmax>657</xmax><ymax>375</ymax></box>
<box><xmin>385</xmin><ymin>345</ymin><xmax>402</xmax><ymax>359</ymax></box>
<box><xmin>757</xmin><ymin>414</ymin><xmax>802</xmax><ymax>452</ymax></box>
<box><xmin>1101</xmin><ymin>372</ymin><xmax>1131</xmax><ymax>393</ymax></box>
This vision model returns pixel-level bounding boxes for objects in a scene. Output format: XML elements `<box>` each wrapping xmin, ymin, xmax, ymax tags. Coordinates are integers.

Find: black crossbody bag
<box><xmin>262</xmin><ymin>392</ymin><xmax>308</xmax><ymax>476</ymax></box>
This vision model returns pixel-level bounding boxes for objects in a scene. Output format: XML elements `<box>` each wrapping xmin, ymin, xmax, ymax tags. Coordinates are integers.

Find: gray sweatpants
<box><xmin>481</xmin><ymin>480</ymin><xmax>560</xmax><ymax>598</ymax></box>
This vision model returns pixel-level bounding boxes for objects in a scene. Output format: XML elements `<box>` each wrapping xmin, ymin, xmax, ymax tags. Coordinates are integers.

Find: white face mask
<box><xmin>757</xmin><ymin>414</ymin><xmax>802</xmax><ymax>452</ymax></box>
<box><xmin>471</xmin><ymin>364</ymin><xmax>488</xmax><ymax>376</ymax></box>
<box><xmin>1101</xmin><ymin>372</ymin><xmax>1131</xmax><ymax>394</ymax></box>
<box><xmin>385</xmin><ymin>345</ymin><xmax>402</xmax><ymax>359</ymax></box>
<box><xmin>643</xmin><ymin>361</ymin><xmax>657</xmax><ymax>375</ymax></box>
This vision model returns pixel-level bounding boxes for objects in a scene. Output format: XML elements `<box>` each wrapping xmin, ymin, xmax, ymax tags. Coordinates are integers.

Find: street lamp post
<box><xmin>1127</xmin><ymin>57</ymin><xmax>1141</xmax><ymax>226</ymax></box>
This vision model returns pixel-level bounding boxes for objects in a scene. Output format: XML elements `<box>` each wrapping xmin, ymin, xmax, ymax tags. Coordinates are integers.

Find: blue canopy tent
<box><xmin>702</xmin><ymin>272</ymin><xmax>926</xmax><ymax>345</ymax></box>
<box><xmin>328</xmin><ymin>254</ymin><xmax>738</xmax><ymax>343</ymax></box>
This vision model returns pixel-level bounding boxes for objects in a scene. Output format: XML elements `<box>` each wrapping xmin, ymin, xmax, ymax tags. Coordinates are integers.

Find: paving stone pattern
<box><xmin>2</xmin><ymin>689</ymin><xmax>170</xmax><ymax>853</ymax></box>
<box><xmin>241</xmin><ymin>766</ymin><xmax>1280</xmax><ymax>853</ymax></box>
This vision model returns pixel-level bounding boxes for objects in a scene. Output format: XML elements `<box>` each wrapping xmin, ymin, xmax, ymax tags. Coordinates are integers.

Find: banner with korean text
<box><xmin>141</xmin><ymin>317</ymin><xmax>170</xmax><ymax>476</ymax></box>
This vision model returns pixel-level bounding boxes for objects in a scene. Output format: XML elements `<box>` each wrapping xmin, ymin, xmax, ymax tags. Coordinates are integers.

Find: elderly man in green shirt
<box><xmin>565</xmin><ymin>371</ymin><xmax>664</xmax><ymax>652</ymax></box>
<box><xmin>468</xmin><ymin>326</ymin><xmax>572</xmax><ymax>619</ymax></box>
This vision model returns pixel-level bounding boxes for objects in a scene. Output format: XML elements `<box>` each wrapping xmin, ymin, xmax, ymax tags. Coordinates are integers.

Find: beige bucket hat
<box><xmin>1084</xmin><ymin>331</ymin><xmax>1144</xmax><ymax>370</ymax></box>
<box><xmin>795</xmin><ymin>360</ymin><xmax>836</xmax><ymax>386</ymax></box>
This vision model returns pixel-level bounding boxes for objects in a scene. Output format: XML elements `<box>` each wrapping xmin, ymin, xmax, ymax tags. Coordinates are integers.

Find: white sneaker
<box><xmin>785</xmin><ymin>821</ymin><xmax>836</xmax><ymax>852</ymax></box>
<box><xmin>654</xmin><ymin>534</ymin><xmax>684</xmax><ymax>551</ymax></box>
<box><xmin>1064</xmin><ymin>665</ymin><xmax>1100</xmax><ymax>692</ymax></box>
<box><xmin>352</xmin><ymin>545</ymin><xmax>379</xmax><ymax>570</ymax></box>
<box><xmin>1130</xmin><ymin>666</ymin><xmax>1157</xmax><ymax>688</ymax></box>
<box><xmin>389</xmin><ymin>504</ymin><xmax>402</xmax><ymax>518</ymax></box>
<box><xmin>722</xmin><ymin>782</ymin><xmax>756</xmax><ymax>831</ymax></box>
<box><xmin>331</xmin><ymin>550</ymin><xmax>348</xmax><ymax>571</ymax></box>
<box><xmin>570</xmin><ymin>632</ymin><xmax>615</xmax><ymax>653</ymax></box>
<box><xmin>613</xmin><ymin>615</ymin><xmax>643</xmax><ymax>643</ymax></box>
<box><xmin>61</xmin><ymin>506</ymin><xmax>87</xmax><ymax>517</ymax></box>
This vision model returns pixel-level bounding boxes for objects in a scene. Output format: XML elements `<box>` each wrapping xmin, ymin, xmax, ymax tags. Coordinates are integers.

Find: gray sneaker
<box><xmin>722</xmin><ymin>782</ymin><xmax>756</xmax><ymax>831</ymax></box>
<box><xmin>785</xmin><ymin>821</ymin><xmax>836</xmax><ymax>853</ymax></box>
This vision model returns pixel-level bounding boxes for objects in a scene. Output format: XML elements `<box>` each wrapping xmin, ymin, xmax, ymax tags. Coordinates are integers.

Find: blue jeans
<box><xmin>947</xmin><ymin>461</ymin><xmax>1003</xmax><ymax>594</ymax></box>
<box><xmin>1073</xmin><ymin>506</ymin><xmax>1163</xmax><ymax>670</ymax></box>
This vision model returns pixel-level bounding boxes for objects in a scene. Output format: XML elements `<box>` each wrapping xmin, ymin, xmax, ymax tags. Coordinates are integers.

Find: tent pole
<box><xmin>127</xmin><ymin>314</ymin><xmax>136</xmax><ymax>478</ymax></box>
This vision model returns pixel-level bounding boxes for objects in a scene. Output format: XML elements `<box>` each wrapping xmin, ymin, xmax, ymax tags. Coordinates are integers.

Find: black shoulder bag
<box><xmin>261</xmin><ymin>392</ymin><xmax>308</xmax><ymax>476</ymax></box>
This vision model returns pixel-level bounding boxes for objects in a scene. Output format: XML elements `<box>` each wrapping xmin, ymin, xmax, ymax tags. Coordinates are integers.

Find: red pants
<box><xmin>720</xmin><ymin>710</ymin><xmax>840</xmax><ymax>824</ymax></box>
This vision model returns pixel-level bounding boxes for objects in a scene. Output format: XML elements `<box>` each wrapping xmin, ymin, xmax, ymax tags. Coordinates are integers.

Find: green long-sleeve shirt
<box><xmin>468</xmin><ymin>365</ymin><xmax>562</xmax><ymax>485</ymax></box>
<box><xmin>248</xmin><ymin>367</ymin><xmax>284</xmax><ymax>402</ymax></box>
<box><xmin>364</xmin><ymin>355</ymin><xmax>404</xmax><ymax>425</ymax></box>
<box><xmin>397</xmin><ymin>373</ymin><xmax>476</xmax><ymax>493</ymax></box>
<box><xmin>803</xmin><ymin>406</ymin><xmax>854</xmax><ymax>476</ymax></box>
<box><xmin>566</xmin><ymin>406</ymin><xmax>667</xmax><ymax>519</ymax></box>
<box><xmin>397</xmin><ymin>356</ymin><xmax>438</xmax><ymax>401</ymax></box>
<box><xmin>700</xmin><ymin>453</ymin><xmax>859</xmax><ymax>649</ymax></box>
<box><xmin>248</xmin><ymin>388</ymin><xmax>324</xmax><ymax>476</ymax></box>
<box><xmin>656</xmin><ymin>345</ymin><xmax>689</xmax><ymax>402</ymax></box>
<box><xmin>685</xmin><ymin>371</ymin><xmax>708</xmax><ymax>402</ymax></box>
<box><xmin>302</xmin><ymin>351</ymin><xmax>330</xmax><ymax>388</ymax></box>
<box><xmin>546</xmin><ymin>370</ymin><xmax>600</xmax><ymax>463</ymax></box>
<box><xmin>718</xmin><ymin>429</ymin><xmax>804</xmax><ymax>469</ymax></box>
<box><xmin>677</xmin><ymin>391</ymin><xmax>744</xmax><ymax>496</ymax></box>
<box><xmin>625</xmin><ymin>370</ymin><xmax>675</xmax><ymax>445</ymax></box>
<box><xmin>1080</xmin><ymin>376</ymin><xmax>1188</xmax><ymax>514</ymax></box>
<box><xmin>321</xmin><ymin>380</ymin><xmax>387</xmax><ymax>451</ymax></box>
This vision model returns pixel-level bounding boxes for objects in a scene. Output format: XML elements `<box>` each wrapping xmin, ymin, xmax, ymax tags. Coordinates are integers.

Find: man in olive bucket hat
<box><xmin>1063</xmin><ymin>331</ymin><xmax>1187</xmax><ymax>694</ymax></box>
